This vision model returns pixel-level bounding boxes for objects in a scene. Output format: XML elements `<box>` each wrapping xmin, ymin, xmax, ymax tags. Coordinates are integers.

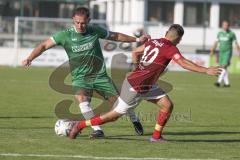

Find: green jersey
<box><xmin>217</xmin><ymin>30</ymin><xmax>236</xmax><ymax>54</ymax></box>
<box><xmin>51</xmin><ymin>25</ymin><xmax>109</xmax><ymax>82</ymax></box>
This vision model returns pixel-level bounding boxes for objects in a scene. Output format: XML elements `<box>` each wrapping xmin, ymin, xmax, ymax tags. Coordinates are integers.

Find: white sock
<box><xmin>217</xmin><ymin>69</ymin><xmax>226</xmax><ymax>84</ymax></box>
<box><xmin>126</xmin><ymin>108</ymin><xmax>139</xmax><ymax>122</ymax></box>
<box><xmin>79</xmin><ymin>102</ymin><xmax>102</xmax><ymax>131</ymax></box>
<box><xmin>223</xmin><ymin>70</ymin><xmax>230</xmax><ymax>85</ymax></box>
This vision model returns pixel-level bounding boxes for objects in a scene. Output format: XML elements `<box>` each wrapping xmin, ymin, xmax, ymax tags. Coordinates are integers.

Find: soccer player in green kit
<box><xmin>22</xmin><ymin>7</ymin><xmax>148</xmax><ymax>138</ymax></box>
<box><xmin>210</xmin><ymin>20</ymin><xmax>240</xmax><ymax>87</ymax></box>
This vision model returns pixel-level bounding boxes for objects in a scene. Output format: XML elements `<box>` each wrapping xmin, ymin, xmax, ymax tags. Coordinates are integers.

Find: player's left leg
<box><xmin>147</xmin><ymin>95</ymin><xmax>173</xmax><ymax>142</ymax></box>
<box><xmin>223</xmin><ymin>60</ymin><xmax>231</xmax><ymax>87</ymax></box>
<box><xmin>94</xmin><ymin>76</ymin><xmax>143</xmax><ymax>135</ymax></box>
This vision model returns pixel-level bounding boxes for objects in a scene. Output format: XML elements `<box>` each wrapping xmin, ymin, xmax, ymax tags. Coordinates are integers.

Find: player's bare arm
<box><xmin>132</xmin><ymin>44</ymin><xmax>145</xmax><ymax>54</ymax></box>
<box><xmin>235</xmin><ymin>41</ymin><xmax>240</xmax><ymax>58</ymax></box>
<box><xmin>132</xmin><ymin>44</ymin><xmax>145</xmax><ymax>64</ymax></box>
<box><xmin>210</xmin><ymin>41</ymin><xmax>218</xmax><ymax>56</ymax></box>
<box><xmin>22</xmin><ymin>39</ymin><xmax>56</xmax><ymax>66</ymax></box>
<box><xmin>176</xmin><ymin>57</ymin><xmax>222</xmax><ymax>76</ymax></box>
<box><xmin>106</xmin><ymin>31</ymin><xmax>149</xmax><ymax>43</ymax></box>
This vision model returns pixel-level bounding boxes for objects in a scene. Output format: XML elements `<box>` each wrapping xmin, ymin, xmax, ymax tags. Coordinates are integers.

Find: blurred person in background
<box><xmin>210</xmin><ymin>20</ymin><xmax>240</xmax><ymax>87</ymax></box>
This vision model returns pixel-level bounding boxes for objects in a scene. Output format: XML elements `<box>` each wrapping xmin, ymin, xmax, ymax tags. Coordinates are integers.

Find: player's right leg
<box><xmin>223</xmin><ymin>68</ymin><xmax>230</xmax><ymax>87</ymax></box>
<box><xmin>223</xmin><ymin>64</ymin><xmax>230</xmax><ymax>87</ymax></box>
<box><xmin>68</xmin><ymin>94</ymin><xmax>139</xmax><ymax>139</ymax></box>
<box><xmin>68</xmin><ymin>106</ymin><xmax>124</xmax><ymax>139</ymax></box>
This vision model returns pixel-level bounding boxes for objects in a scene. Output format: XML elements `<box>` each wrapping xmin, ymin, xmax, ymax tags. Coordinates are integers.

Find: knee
<box><xmin>169</xmin><ymin>102</ymin><xmax>174</xmax><ymax>112</ymax></box>
<box><xmin>75</xmin><ymin>95</ymin><xmax>88</xmax><ymax>103</ymax></box>
<box><xmin>162</xmin><ymin>100</ymin><xmax>174</xmax><ymax>113</ymax></box>
<box><xmin>79</xmin><ymin>101</ymin><xmax>91</xmax><ymax>113</ymax></box>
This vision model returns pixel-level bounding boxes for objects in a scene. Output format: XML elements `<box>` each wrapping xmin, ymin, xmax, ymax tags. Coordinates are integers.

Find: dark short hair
<box><xmin>168</xmin><ymin>24</ymin><xmax>184</xmax><ymax>37</ymax></box>
<box><xmin>72</xmin><ymin>7</ymin><xmax>90</xmax><ymax>18</ymax></box>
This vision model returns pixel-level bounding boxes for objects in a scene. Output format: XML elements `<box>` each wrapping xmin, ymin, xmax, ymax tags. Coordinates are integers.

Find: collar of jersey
<box><xmin>73</xmin><ymin>26</ymin><xmax>87</xmax><ymax>34</ymax></box>
<box><xmin>222</xmin><ymin>29</ymin><xmax>230</xmax><ymax>33</ymax></box>
<box><xmin>162</xmin><ymin>38</ymin><xmax>173</xmax><ymax>45</ymax></box>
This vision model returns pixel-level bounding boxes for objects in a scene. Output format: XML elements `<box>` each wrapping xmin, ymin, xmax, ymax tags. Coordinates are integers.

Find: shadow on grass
<box><xmin>164</xmin><ymin>131</ymin><xmax>240</xmax><ymax>136</ymax></box>
<box><xmin>105</xmin><ymin>136</ymin><xmax>240</xmax><ymax>143</ymax></box>
<box><xmin>104</xmin><ymin>131</ymin><xmax>240</xmax><ymax>143</ymax></box>
<box><xmin>105</xmin><ymin>137</ymin><xmax>240</xmax><ymax>143</ymax></box>
<box><xmin>168</xmin><ymin>125</ymin><xmax>240</xmax><ymax>128</ymax></box>
<box><xmin>171</xmin><ymin>139</ymin><xmax>240</xmax><ymax>143</ymax></box>
<box><xmin>106</xmin><ymin>131</ymin><xmax>240</xmax><ymax>137</ymax></box>
<box><xmin>104</xmin><ymin>136</ymin><xmax>147</xmax><ymax>142</ymax></box>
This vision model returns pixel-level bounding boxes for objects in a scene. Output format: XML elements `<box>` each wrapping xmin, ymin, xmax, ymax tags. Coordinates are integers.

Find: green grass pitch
<box><xmin>0</xmin><ymin>66</ymin><xmax>240</xmax><ymax>160</ymax></box>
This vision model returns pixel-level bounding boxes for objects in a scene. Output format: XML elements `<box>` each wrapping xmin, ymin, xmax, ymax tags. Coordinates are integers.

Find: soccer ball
<box><xmin>54</xmin><ymin>119</ymin><xmax>75</xmax><ymax>136</ymax></box>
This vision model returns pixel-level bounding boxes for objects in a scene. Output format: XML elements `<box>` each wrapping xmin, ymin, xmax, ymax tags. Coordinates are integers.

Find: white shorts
<box><xmin>113</xmin><ymin>79</ymin><xmax>166</xmax><ymax>114</ymax></box>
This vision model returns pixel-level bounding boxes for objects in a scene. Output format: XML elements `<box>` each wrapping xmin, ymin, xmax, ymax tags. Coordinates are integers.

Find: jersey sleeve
<box><xmin>93</xmin><ymin>26</ymin><xmax>109</xmax><ymax>39</ymax></box>
<box><xmin>216</xmin><ymin>32</ymin><xmax>220</xmax><ymax>42</ymax></box>
<box><xmin>170</xmin><ymin>48</ymin><xmax>183</xmax><ymax>61</ymax></box>
<box><xmin>51</xmin><ymin>30</ymin><xmax>66</xmax><ymax>45</ymax></box>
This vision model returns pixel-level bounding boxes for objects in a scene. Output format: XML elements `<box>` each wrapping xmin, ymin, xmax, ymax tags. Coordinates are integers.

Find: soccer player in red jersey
<box><xmin>68</xmin><ymin>24</ymin><xmax>222</xmax><ymax>142</ymax></box>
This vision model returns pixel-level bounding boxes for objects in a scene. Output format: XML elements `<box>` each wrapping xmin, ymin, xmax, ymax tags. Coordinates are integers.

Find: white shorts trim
<box><xmin>144</xmin><ymin>94</ymin><xmax>166</xmax><ymax>100</ymax></box>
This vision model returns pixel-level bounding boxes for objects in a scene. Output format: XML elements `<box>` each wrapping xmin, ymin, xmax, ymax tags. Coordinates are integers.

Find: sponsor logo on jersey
<box><xmin>71</xmin><ymin>42</ymin><xmax>94</xmax><ymax>52</ymax></box>
<box><xmin>72</xmin><ymin>38</ymin><xmax>78</xmax><ymax>41</ymax></box>
<box><xmin>219</xmin><ymin>36</ymin><xmax>229</xmax><ymax>41</ymax></box>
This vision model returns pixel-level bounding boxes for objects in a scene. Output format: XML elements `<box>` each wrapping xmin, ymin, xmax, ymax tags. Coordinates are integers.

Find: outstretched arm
<box><xmin>106</xmin><ymin>31</ymin><xmax>149</xmax><ymax>43</ymax></box>
<box><xmin>210</xmin><ymin>41</ymin><xmax>218</xmax><ymax>56</ymax></box>
<box><xmin>235</xmin><ymin>41</ymin><xmax>240</xmax><ymax>58</ymax></box>
<box><xmin>22</xmin><ymin>39</ymin><xmax>56</xmax><ymax>66</ymax></box>
<box><xmin>176</xmin><ymin>57</ymin><xmax>222</xmax><ymax>76</ymax></box>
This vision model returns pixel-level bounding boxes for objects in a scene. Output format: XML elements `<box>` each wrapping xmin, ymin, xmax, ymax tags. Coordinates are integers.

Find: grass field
<box><xmin>0</xmin><ymin>66</ymin><xmax>240</xmax><ymax>160</ymax></box>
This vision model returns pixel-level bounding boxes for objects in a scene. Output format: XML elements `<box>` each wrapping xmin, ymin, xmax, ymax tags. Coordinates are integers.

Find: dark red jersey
<box><xmin>127</xmin><ymin>38</ymin><xmax>183</xmax><ymax>93</ymax></box>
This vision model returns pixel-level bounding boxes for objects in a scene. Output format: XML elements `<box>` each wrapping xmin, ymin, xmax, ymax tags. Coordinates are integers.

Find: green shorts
<box><xmin>219</xmin><ymin>52</ymin><xmax>232</xmax><ymax>66</ymax></box>
<box><xmin>72</xmin><ymin>75</ymin><xmax>119</xmax><ymax>100</ymax></box>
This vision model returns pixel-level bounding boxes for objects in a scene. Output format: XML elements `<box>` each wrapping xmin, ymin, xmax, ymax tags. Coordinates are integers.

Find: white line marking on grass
<box><xmin>0</xmin><ymin>153</ymin><xmax>220</xmax><ymax>160</ymax></box>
